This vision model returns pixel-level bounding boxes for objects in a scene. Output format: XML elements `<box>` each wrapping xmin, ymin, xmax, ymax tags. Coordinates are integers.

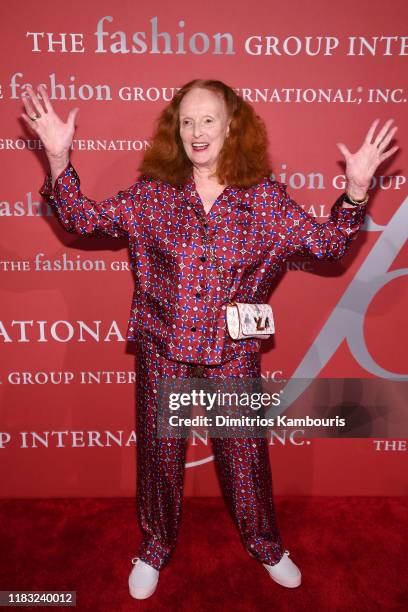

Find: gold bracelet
<box><xmin>344</xmin><ymin>191</ymin><xmax>369</xmax><ymax>206</ymax></box>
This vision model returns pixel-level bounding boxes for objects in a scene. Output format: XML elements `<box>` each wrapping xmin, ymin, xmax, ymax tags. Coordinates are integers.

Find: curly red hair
<box><xmin>138</xmin><ymin>79</ymin><xmax>272</xmax><ymax>188</ymax></box>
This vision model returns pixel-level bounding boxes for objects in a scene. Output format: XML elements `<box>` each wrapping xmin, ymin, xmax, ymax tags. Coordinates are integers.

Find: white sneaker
<box><xmin>128</xmin><ymin>556</ymin><xmax>160</xmax><ymax>599</ymax></box>
<box><xmin>263</xmin><ymin>550</ymin><xmax>301</xmax><ymax>588</ymax></box>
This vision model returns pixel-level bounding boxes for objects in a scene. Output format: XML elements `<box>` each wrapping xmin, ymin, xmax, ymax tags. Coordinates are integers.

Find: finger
<box><xmin>364</xmin><ymin>118</ymin><xmax>380</xmax><ymax>145</ymax></box>
<box><xmin>20</xmin><ymin>111</ymin><xmax>39</xmax><ymax>132</ymax></box>
<box><xmin>336</xmin><ymin>142</ymin><xmax>351</xmax><ymax>159</ymax></box>
<box><xmin>22</xmin><ymin>86</ymin><xmax>43</xmax><ymax>116</ymax></box>
<box><xmin>22</xmin><ymin>85</ymin><xmax>45</xmax><ymax>117</ymax></box>
<box><xmin>37</xmin><ymin>84</ymin><xmax>53</xmax><ymax>113</ymax></box>
<box><xmin>376</xmin><ymin>126</ymin><xmax>398</xmax><ymax>152</ymax></box>
<box><xmin>374</xmin><ymin>119</ymin><xmax>395</xmax><ymax>147</ymax></box>
<box><xmin>379</xmin><ymin>145</ymin><xmax>399</xmax><ymax>162</ymax></box>
<box><xmin>21</xmin><ymin>92</ymin><xmax>38</xmax><ymax>119</ymax></box>
<box><xmin>67</xmin><ymin>107</ymin><xmax>79</xmax><ymax>128</ymax></box>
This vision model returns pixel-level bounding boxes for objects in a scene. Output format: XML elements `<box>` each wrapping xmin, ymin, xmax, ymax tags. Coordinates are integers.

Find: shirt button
<box><xmin>191</xmin><ymin>326</ymin><xmax>197</xmax><ymax>331</ymax></box>
<box><xmin>200</xmin><ymin>256</ymin><xmax>206</xmax><ymax>262</ymax></box>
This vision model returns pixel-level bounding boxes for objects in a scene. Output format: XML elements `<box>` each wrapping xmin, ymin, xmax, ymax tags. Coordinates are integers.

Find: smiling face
<box><xmin>179</xmin><ymin>87</ymin><xmax>231</xmax><ymax>176</ymax></box>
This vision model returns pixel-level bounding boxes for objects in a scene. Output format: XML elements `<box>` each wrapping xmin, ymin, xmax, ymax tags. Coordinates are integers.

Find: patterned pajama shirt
<box><xmin>39</xmin><ymin>160</ymin><xmax>367</xmax><ymax>570</ymax></box>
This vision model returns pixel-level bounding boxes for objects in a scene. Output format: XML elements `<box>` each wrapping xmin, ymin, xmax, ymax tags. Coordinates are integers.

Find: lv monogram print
<box><xmin>255</xmin><ymin>315</ymin><xmax>271</xmax><ymax>331</ymax></box>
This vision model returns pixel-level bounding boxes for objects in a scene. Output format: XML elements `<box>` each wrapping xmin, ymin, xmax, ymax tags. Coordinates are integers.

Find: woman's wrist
<box><xmin>344</xmin><ymin>191</ymin><xmax>369</xmax><ymax>206</ymax></box>
<box><xmin>48</xmin><ymin>153</ymin><xmax>70</xmax><ymax>187</ymax></box>
<box><xmin>346</xmin><ymin>181</ymin><xmax>369</xmax><ymax>202</ymax></box>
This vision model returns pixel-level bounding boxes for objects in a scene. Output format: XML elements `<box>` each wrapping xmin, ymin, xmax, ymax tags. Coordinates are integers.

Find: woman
<box><xmin>21</xmin><ymin>79</ymin><xmax>398</xmax><ymax>600</ymax></box>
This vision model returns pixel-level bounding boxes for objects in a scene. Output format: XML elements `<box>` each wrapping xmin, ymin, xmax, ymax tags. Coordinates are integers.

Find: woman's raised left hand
<box><xmin>336</xmin><ymin>118</ymin><xmax>399</xmax><ymax>200</ymax></box>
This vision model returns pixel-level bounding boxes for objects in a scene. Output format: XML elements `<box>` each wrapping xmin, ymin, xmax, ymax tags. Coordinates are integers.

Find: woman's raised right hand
<box><xmin>20</xmin><ymin>84</ymin><xmax>79</xmax><ymax>164</ymax></box>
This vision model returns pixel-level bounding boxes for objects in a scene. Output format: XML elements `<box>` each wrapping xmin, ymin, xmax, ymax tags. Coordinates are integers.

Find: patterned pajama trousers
<box><xmin>134</xmin><ymin>339</ymin><xmax>285</xmax><ymax>571</ymax></box>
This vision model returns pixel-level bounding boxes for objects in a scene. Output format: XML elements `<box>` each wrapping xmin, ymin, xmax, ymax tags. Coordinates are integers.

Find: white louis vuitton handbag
<box><xmin>226</xmin><ymin>302</ymin><xmax>275</xmax><ymax>340</ymax></box>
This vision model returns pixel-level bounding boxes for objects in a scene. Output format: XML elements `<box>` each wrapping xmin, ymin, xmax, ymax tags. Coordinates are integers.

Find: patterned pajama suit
<box><xmin>40</xmin><ymin>159</ymin><xmax>367</xmax><ymax>571</ymax></box>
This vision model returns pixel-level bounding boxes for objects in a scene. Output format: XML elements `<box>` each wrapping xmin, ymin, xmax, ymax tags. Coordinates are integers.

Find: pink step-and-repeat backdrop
<box><xmin>1</xmin><ymin>0</ymin><xmax>407</xmax><ymax>498</ymax></box>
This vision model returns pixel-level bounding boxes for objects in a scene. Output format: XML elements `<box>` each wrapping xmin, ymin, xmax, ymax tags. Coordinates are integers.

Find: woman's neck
<box><xmin>193</xmin><ymin>165</ymin><xmax>225</xmax><ymax>189</ymax></box>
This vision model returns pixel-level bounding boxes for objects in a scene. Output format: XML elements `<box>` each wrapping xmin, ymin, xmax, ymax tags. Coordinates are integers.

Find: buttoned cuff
<box><xmin>332</xmin><ymin>192</ymin><xmax>368</xmax><ymax>221</ymax></box>
<box><xmin>39</xmin><ymin>161</ymin><xmax>77</xmax><ymax>200</ymax></box>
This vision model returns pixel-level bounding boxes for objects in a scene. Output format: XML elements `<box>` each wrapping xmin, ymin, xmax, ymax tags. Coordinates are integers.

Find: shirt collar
<box><xmin>180</xmin><ymin>175</ymin><xmax>252</xmax><ymax>220</ymax></box>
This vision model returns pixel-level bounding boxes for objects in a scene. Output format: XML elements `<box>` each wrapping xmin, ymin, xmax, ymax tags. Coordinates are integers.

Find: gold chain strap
<box><xmin>344</xmin><ymin>191</ymin><xmax>369</xmax><ymax>206</ymax></box>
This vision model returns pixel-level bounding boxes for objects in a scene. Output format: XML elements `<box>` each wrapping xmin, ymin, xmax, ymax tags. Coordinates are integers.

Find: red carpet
<box><xmin>1</xmin><ymin>496</ymin><xmax>407</xmax><ymax>610</ymax></box>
